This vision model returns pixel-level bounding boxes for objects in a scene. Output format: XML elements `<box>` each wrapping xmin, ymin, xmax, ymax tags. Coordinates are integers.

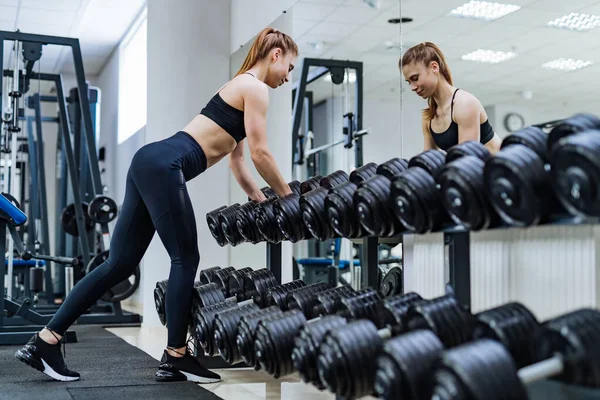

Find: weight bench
<box><xmin>296</xmin><ymin>238</ymin><xmax>359</xmax><ymax>287</ymax></box>
<box><xmin>0</xmin><ymin>193</ymin><xmax>78</xmax><ymax>345</ymax></box>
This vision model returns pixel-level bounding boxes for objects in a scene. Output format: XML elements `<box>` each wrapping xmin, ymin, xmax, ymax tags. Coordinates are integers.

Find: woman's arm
<box><xmin>229</xmin><ymin>140</ymin><xmax>267</xmax><ymax>202</ymax></box>
<box><xmin>454</xmin><ymin>95</ymin><xmax>481</xmax><ymax>143</ymax></box>
<box><xmin>243</xmin><ymin>82</ymin><xmax>292</xmax><ymax>198</ymax></box>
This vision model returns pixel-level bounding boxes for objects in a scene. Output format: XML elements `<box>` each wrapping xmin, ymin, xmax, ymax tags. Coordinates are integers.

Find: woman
<box><xmin>15</xmin><ymin>27</ymin><xmax>298</xmax><ymax>384</ymax></box>
<box><xmin>401</xmin><ymin>42</ymin><xmax>501</xmax><ymax>154</ymax></box>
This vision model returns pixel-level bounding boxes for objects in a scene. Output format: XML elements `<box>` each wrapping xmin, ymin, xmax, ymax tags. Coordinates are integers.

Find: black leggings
<box><xmin>47</xmin><ymin>131</ymin><xmax>207</xmax><ymax>348</ymax></box>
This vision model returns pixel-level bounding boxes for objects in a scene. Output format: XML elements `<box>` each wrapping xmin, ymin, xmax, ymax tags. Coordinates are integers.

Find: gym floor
<box><xmin>107</xmin><ymin>304</ymin><xmax>366</xmax><ymax>400</ymax></box>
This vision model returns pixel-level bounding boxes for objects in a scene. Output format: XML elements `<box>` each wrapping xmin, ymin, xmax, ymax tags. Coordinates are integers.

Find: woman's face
<box><xmin>402</xmin><ymin>61</ymin><xmax>439</xmax><ymax>99</ymax></box>
<box><xmin>267</xmin><ymin>48</ymin><xmax>296</xmax><ymax>89</ymax></box>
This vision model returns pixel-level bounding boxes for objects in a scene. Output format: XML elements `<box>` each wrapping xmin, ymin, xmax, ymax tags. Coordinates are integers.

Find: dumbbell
<box><xmin>193</xmin><ymin>268</ymin><xmax>296</xmax><ymax>357</ymax></box>
<box><xmin>154</xmin><ymin>265</ymin><xmax>231</xmax><ymax>327</ymax></box>
<box><xmin>436</xmin><ymin>141</ymin><xmax>500</xmax><ymax>230</ymax></box>
<box><xmin>207</xmin><ymin>188</ymin><xmax>273</xmax><ymax>246</ymax></box>
<box><xmin>429</xmin><ymin>308</ymin><xmax>600</xmax><ymax>400</ymax></box>
<box><xmin>356</xmin><ymin>150</ymin><xmax>445</xmax><ymax>236</ymax></box>
<box><xmin>253</xmin><ymin>180</ymin><xmax>303</xmax><ymax>243</ymax></box>
<box><xmin>550</xmin><ymin>124</ymin><xmax>600</xmax><ymax>218</ymax></box>
<box><xmin>373</xmin><ymin>301</ymin><xmax>541</xmax><ymax>400</ymax></box>
<box><xmin>300</xmin><ymin>170</ymin><xmax>349</xmax><ymax>241</ymax></box>
<box><xmin>484</xmin><ymin>126</ymin><xmax>564</xmax><ymax>227</ymax></box>
<box><xmin>154</xmin><ymin>280</ymin><xmax>168</xmax><ymax>325</ymax></box>
<box><xmin>390</xmin><ymin>149</ymin><xmax>452</xmax><ymax>233</ymax></box>
<box><xmin>316</xmin><ymin>293</ymin><xmax>474</xmax><ymax>399</ymax></box>
<box><xmin>252</xmin><ymin>287</ymin><xmax>384</xmax><ymax>378</ymax></box>
<box><xmin>221</xmin><ymin>281</ymin><xmax>336</xmax><ymax>369</ymax></box>
<box><xmin>326</xmin><ymin>158</ymin><xmax>408</xmax><ymax>238</ymax></box>
<box><xmin>214</xmin><ymin>279</ymin><xmax>311</xmax><ymax>365</ymax></box>
<box><xmin>320</xmin><ymin>295</ymin><xmax>542</xmax><ymax>399</ymax></box>
<box><xmin>547</xmin><ymin>113</ymin><xmax>600</xmax><ymax>153</ymax></box>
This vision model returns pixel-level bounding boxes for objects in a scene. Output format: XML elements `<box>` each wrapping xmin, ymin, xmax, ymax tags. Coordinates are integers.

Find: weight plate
<box><xmin>379</xmin><ymin>267</ymin><xmax>403</xmax><ymax>298</ymax></box>
<box><xmin>446</xmin><ymin>140</ymin><xmax>491</xmax><ymax>164</ymax></box>
<box><xmin>87</xmin><ymin>195</ymin><xmax>118</xmax><ymax>224</ymax></box>
<box><xmin>61</xmin><ymin>202</ymin><xmax>95</xmax><ymax>236</ymax></box>
<box><xmin>86</xmin><ymin>250</ymin><xmax>140</xmax><ymax>303</ymax></box>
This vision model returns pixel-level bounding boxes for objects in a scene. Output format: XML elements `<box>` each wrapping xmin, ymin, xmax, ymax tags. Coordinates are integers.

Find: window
<box><xmin>118</xmin><ymin>8</ymin><xmax>147</xmax><ymax>144</ymax></box>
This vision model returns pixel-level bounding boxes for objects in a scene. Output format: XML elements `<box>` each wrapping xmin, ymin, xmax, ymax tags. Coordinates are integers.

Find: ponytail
<box><xmin>235</xmin><ymin>27</ymin><xmax>298</xmax><ymax>77</ymax></box>
<box><xmin>400</xmin><ymin>42</ymin><xmax>453</xmax><ymax>121</ymax></box>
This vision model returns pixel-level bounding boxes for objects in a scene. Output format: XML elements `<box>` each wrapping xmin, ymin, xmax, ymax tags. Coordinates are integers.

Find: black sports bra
<box><xmin>199</xmin><ymin>73</ymin><xmax>253</xmax><ymax>143</ymax></box>
<box><xmin>429</xmin><ymin>89</ymin><xmax>494</xmax><ymax>151</ymax></box>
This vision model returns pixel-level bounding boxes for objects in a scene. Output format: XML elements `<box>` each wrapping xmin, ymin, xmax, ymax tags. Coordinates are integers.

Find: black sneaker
<box><xmin>155</xmin><ymin>350</ymin><xmax>221</xmax><ymax>383</ymax></box>
<box><xmin>15</xmin><ymin>333</ymin><xmax>80</xmax><ymax>382</ymax></box>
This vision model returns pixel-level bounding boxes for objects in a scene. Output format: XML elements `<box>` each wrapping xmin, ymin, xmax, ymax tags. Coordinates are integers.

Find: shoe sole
<box><xmin>15</xmin><ymin>348</ymin><xmax>80</xmax><ymax>382</ymax></box>
<box><xmin>155</xmin><ymin>368</ymin><xmax>221</xmax><ymax>384</ymax></box>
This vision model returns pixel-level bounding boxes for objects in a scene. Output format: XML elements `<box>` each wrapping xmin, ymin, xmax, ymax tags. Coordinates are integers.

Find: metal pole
<box><xmin>445</xmin><ymin>231</ymin><xmax>471</xmax><ymax>310</ymax></box>
<box><xmin>54</xmin><ymin>75</ymin><xmax>91</xmax><ymax>268</ymax></box>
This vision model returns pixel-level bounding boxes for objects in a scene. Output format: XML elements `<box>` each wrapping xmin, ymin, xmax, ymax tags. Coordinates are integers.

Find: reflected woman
<box><xmin>400</xmin><ymin>42</ymin><xmax>502</xmax><ymax>154</ymax></box>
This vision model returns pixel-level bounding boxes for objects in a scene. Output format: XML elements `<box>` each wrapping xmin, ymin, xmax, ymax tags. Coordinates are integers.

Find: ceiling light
<box><xmin>307</xmin><ymin>41</ymin><xmax>324</xmax><ymax>53</ymax></box>
<box><xmin>547</xmin><ymin>12</ymin><xmax>600</xmax><ymax>32</ymax></box>
<box><xmin>541</xmin><ymin>58</ymin><xmax>594</xmax><ymax>71</ymax></box>
<box><xmin>324</xmin><ymin>71</ymin><xmax>356</xmax><ymax>84</ymax></box>
<box><xmin>388</xmin><ymin>17</ymin><xmax>413</xmax><ymax>24</ymax></box>
<box><xmin>461</xmin><ymin>49</ymin><xmax>517</xmax><ymax>63</ymax></box>
<box><xmin>449</xmin><ymin>0</ymin><xmax>521</xmax><ymax>21</ymax></box>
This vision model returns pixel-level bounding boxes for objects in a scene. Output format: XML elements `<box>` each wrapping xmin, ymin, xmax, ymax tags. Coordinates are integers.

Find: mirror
<box><xmin>398</xmin><ymin>0</ymin><xmax>600</xmax><ymax>158</ymax></box>
<box><xmin>229</xmin><ymin>0</ymin><xmax>403</xmax><ymax>289</ymax></box>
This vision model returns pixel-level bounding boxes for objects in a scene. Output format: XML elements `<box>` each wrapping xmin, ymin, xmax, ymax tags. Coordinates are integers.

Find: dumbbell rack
<box><xmin>399</xmin><ymin>215</ymin><xmax>600</xmax><ymax>399</ymax></box>
<box><xmin>193</xmin><ymin>241</ymin><xmax>283</xmax><ymax>370</ymax></box>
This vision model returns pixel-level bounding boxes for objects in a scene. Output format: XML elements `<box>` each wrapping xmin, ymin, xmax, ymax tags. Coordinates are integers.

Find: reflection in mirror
<box><xmin>398</xmin><ymin>0</ymin><xmax>600</xmax><ymax>158</ymax></box>
<box><xmin>287</xmin><ymin>0</ymin><xmax>403</xmax><ymax>292</ymax></box>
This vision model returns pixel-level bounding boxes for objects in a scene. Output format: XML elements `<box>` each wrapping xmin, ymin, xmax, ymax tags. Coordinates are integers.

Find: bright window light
<box><xmin>449</xmin><ymin>0</ymin><xmax>521</xmax><ymax>21</ymax></box>
<box><xmin>547</xmin><ymin>12</ymin><xmax>600</xmax><ymax>32</ymax></box>
<box><xmin>118</xmin><ymin>8</ymin><xmax>147</xmax><ymax>145</ymax></box>
<box><xmin>541</xmin><ymin>58</ymin><xmax>594</xmax><ymax>71</ymax></box>
<box><xmin>461</xmin><ymin>49</ymin><xmax>517</xmax><ymax>63</ymax></box>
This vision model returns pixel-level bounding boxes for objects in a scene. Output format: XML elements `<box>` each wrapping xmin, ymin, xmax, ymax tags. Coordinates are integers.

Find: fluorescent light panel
<box><xmin>541</xmin><ymin>58</ymin><xmax>594</xmax><ymax>71</ymax></box>
<box><xmin>462</xmin><ymin>49</ymin><xmax>517</xmax><ymax>63</ymax></box>
<box><xmin>547</xmin><ymin>12</ymin><xmax>600</xmax><ymax>32</ymax></box>
<box><xmin>449</xmin><ymin>0</ymin><xmax>521</xmax><ymax>21</ymax></box>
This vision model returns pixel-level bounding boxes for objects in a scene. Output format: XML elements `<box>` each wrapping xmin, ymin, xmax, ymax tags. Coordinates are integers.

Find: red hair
<box><xmin>235</xmin><ymin>27</ymin><xmax>298</xmax><ymax>77</ymax></box>
<box><xmin>400</xmin><ymin>42</ymin><xmax>453</xmax><ymax>121</ymax></box>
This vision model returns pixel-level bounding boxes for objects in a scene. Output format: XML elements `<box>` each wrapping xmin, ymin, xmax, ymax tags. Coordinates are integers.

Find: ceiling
<box><xmin>290</xmin><ymin>0</ymin><xmax>600</xmax><ymax>115</ymax></box>
<box><xmin>0</xmin><ymin>0</ymin><xmax>145</xmax><ymax>76</ymax></box>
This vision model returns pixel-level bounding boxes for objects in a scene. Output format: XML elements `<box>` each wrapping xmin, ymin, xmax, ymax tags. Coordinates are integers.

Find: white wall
<box><xmin>229</xmin><ymin>10</ymin><xmax>295</xmax><ymax>284</ymax></box>
<box><xmin>144</xmin><ymin>0</ymin><xmax>231</xmax><ymax>328</ymax></box>
<box><xmin>230</xmin><ymin>0</ymin><xmax>298</xmax><ymax>53</ymax></box>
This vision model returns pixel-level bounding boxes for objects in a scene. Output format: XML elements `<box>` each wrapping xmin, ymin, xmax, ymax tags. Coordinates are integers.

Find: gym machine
<box><xmin>291</xmin><ymin>58</ymin><xmax>399</xmax><ymax>290</ymax></box>
<box><xmin>0</xmin><ymin>30</ymin><xmax>139</xmax><ymax>345</ymax></box>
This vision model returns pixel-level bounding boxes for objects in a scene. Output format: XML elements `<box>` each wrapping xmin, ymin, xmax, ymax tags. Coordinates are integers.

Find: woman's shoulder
<box><xmin>454</xmin><ymin>89</ymin><xmax>482</xmax><ymax>108</ymax></box>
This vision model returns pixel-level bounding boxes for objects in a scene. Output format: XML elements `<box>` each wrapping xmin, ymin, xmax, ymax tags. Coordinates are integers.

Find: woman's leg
<box><xmin>15</xmin><ymin>169</ymin><xmax>157</xmax><ymax>381</ymax></box>
<box><xmin>46</xmin><ymin>170</ymin><xmax>156</xmax><ymax>335</ymax></box>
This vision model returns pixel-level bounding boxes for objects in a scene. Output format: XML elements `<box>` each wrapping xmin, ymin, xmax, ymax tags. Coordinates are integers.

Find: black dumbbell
<box><xmin>300</xmin><ymin>175</ymin><xmax>323</xmax><ymax>194</ymax></box>
<box><xmin>153</xmin><ymin>280</ymin><xmax>168</xmax><ymax>325</ymax></box>
<box><xmin>551</xmin><ymin>129</ymin><xmax>600</xmax><ymax>218</ymax></box>
<box><xmin>206</xmin><ymin>206</ymin><xmax>228</xmax><ymax>246</ymax></box>
<box><xmin>374</xmin><ymin>301</ymin><xmax>541</xmax><ymax>400</ymax></box>
<box><xmin>390</xmin><ymin>148</ymin><xmax>453</xmax><ymax>234</ymax></box>
<box><xmin>547</xmin><ymin>113</ymin><xmax>600</xmax><ymax>153</ymax></box>
<box><xmin>316</xmin><ymin>293</ymin><xmax>473</xmax><ymax>399</ymax></box>
<box><xmin>484</xmin><ymin>126</ymin><xmax>562</xmax><ymax>226</ymax></box>
<box><xmin>326</xmin><ymin>158</ymin><xmax>409</xmax><ymax>238</ymax></box>
<box><xmin>300</xmin><ymin>170</ymin><xmax>349</xmax><ymax>241</ymax></box>
<box><xmin>436</xmin><ymin>142</ymin><xmax>499</xmax><ymax>230</ymax></box>
<box><xmin>429</xmin><ymin>308</ymin><xmax>600</xmax><ymax>400</ymax></box>
<box><xmin>251</xmin><ymin>287</ymin><xmax>384</xmax><ymax>379</ymax></box>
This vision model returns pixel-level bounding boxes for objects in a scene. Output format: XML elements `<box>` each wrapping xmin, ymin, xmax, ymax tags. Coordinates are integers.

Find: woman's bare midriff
<box><xmin>181</xmin><ymin>114</ymin><xmax>239</xmax><ymax>168</ymax></box>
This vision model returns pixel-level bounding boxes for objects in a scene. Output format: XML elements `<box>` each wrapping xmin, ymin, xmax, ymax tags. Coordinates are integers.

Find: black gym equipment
<box><xmin>484</xmin><ymin>126</ymin><xmax>561</xmax><ymax>226</ymax></box>
<box><xmin>390</xmin><ymin>149</ymin><xmax>448</xmax><ymax>234</ymax></box>
<box><xmin>547</xmin><ymin>113</ymin><xmax>600</xmax><ymax>153</ymax></box>
<box><xmin>437</xmin><ymin>142</ymin><xmax>499</xmax><ymax>231</ymax></box>
<box><xmin>429</xmin><ymin>308</ymin><xmax>600</xmax><ymax>400</ymax></box>
<box><xmin>551</xmin><ymin>129</ymin><xmax>600</xmax><ymax>218</ymax></box>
